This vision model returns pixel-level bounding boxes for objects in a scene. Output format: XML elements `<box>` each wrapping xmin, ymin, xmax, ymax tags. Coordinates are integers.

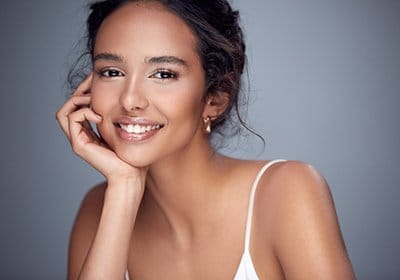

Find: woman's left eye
<box><xmin>150</xmin><ymin>70</ymin><xmax>177</xmax><ymax>79</ymax></box>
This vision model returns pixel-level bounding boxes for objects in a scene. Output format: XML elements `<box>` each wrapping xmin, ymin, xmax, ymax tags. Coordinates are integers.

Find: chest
<box><xmin>127</xmin><ymin>230</ymin><xmax>284</xmax><ymax>280</ymax></box>
<box><xmin>127</xmin><ymin>211</ymin><xmax>249</xmax><ymax>279</ymax></box>
<box><xmin>129</xmin><ymin>245</ymin><xmax>243</xmax><ymax>279</ymax></box>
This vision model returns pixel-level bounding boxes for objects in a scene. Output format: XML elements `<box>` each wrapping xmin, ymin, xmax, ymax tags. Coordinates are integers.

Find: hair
<box><xmin>68</xmin><ymin>0</ymin><xmax>264</xmax><ymax>145</ymax></box>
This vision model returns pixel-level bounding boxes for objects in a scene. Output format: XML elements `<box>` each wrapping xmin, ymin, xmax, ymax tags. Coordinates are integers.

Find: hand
<box><xmin>56</xmin><ymin>73</ymin><xmax>147</xmax><ymax>185</ymax></box>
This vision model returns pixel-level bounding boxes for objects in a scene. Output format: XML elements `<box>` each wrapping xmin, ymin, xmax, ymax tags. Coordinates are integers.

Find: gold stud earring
<box><xmin>204</xmin><ymin>117</ymin><xmax>211</xmax><ymax>134</ymax></box>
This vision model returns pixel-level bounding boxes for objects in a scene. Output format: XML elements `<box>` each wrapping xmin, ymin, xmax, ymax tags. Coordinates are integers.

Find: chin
<box><xmin>98</xmin><ymin>128</ymin><xmax>150</xmax><ymax>165</ymax></box>
<box><xmin>114</xmin><ymin>148</ymin><xmax>154</xmax><ymax>168</ymax></box>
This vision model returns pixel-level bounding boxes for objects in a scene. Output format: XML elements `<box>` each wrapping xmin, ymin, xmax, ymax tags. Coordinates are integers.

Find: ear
<box><xmin>202</xmin><ymin>91</ymin><xmax>230</xmax><ymax>119</ymax></box>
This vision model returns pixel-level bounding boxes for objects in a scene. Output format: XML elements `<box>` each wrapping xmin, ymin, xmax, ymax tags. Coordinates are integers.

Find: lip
<box><xmin>113</xmin><ymin>116</ymin><xmax>164</xmax><ymax>143</ymax></box>
<box><xmin>114</xmin><ymin>116</ymin><xmax>164</xmax><ymax>126</ymax></box>
<box><xmin>116</xmin><ymin>126</ymin><xmax>162</xmax><ymax>142</ymax></box>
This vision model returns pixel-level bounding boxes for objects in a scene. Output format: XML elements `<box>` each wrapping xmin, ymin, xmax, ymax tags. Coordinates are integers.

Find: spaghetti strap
<box><xmin>243</xmin><ymin>159</ymin><xmax>287</xmax><ymax>251</ymax></box>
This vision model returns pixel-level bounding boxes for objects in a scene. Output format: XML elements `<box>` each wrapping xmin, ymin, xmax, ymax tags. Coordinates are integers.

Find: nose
<box><xmin>119</xmin><ymin>77</ymin><xmax>149</xmax><ymax>112</ymax></box>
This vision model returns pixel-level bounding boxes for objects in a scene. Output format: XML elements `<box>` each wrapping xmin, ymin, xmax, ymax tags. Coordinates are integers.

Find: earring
<box><xmin>203</xmin><ymin>117</ymin><xmax>212</xmax><ymax>134</ymax></box>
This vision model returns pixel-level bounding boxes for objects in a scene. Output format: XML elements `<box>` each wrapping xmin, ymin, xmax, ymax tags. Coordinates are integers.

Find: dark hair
<box><xmin>68</xmin><ymin>0</ymin><xmax>264</xmax><ymax>145</ymax></box>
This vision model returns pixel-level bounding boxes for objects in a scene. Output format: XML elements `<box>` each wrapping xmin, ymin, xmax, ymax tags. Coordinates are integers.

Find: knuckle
<box><xmin>55</xmin><ymin>111</ymin><xmax>65</xmax><ymax>123</ymax></box>
<box><xmin>66</xmin><ymin>111</ymin><xmax>74</xmax><ymax>120</ymax></box>
<box><xmin>71</xmin><ymin>142</ymin><xmax>83</xmax><ymax>154</ymax></box>
<box><xmin>71</xmin><ymin>94</ymin><xmax>83</xmax><ymax>99</ymax></box>
<box><xmin>55</xmin><ymin>105</ymin><xmax>64</xmax><ymax>117</ymax></box>
<box><xmin>81</xmin><ymin>108</ymin><xmax>91</xmax><ymax>116</ymax></box>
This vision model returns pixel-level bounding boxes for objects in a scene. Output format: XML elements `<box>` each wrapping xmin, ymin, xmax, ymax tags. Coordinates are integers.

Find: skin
<box><xmin>56</xmin><ymin>2</ymin><xmax>356</xmax><ymax>279</ymax></box>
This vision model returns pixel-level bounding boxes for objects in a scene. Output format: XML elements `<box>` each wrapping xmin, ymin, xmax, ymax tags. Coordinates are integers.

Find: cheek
<box><xmin>91</xmin><ymin>94</ymin><xmax>108</xmax><ymax>116</ymax></box>
<box><xmin>90</xmin><ymin>81</ymin><xmax>118</xmax><ymax>115</ymax></box>
<box><xmin>165</xmin><ymin>76</ymin><xmax>205</xmax><ymax>114</ymax></box>
<box><xmin>166</xmin><ymin>92</ymin><xmax>205</xmax><ymax>143</ymax></box>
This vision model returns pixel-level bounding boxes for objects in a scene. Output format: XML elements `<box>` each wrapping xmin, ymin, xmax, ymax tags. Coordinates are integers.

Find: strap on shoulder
<box><xmin>243</xmin><ymin>159</ymin><xmax>287</xmax><ymax>251</ymax></box>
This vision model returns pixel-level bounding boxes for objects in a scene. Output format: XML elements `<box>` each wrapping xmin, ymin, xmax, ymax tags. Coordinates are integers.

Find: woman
<box><xmin>56</xmin><ymin>0</ymin><xmax>355</xmax><ymax>279</ymax></box>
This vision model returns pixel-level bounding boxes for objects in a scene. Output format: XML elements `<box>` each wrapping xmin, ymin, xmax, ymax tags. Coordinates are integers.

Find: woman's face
<box><xmin>91</xmin><ymin>2</ymin><xmax>208</xmax><ymax>167</ymax></box>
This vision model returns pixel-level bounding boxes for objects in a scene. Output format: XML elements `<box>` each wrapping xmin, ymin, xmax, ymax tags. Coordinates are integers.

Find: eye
<box><xmin>99</xmin><ymin>69</ymin><xmax>124</xmax><ymax>77</ymax></box>
<box><xmin>150</xmin><ymin>69</ymin><xmax>177</xmax><ymax>79</ymax></box>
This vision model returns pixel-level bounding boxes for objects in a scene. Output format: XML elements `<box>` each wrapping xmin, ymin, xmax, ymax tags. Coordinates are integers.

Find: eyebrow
<box><xmin>145</xmin><ymin>56</ymin><xmax>188</xmax><ymax>68</ymax></box>
<box><xmin>93</xmin><ymin>52</ymin><xmax>124</xmax><ymax>63</ymax></box>
<box><xmin>93</xmin><ymin>53</ymin><xmax>188</xmax><ymax>68</ymax></box>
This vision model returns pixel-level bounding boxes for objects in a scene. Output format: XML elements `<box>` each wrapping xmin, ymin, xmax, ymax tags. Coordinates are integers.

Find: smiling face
<box><xmin>90</xmin><ymin>1</ymin><xmax>210</xmax><ymax>167</ymax></box>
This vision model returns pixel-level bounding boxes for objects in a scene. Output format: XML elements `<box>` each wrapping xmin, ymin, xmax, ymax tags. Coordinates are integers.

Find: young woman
<box><xmin>56</xmin><ymin>0</ymin><xmax>356</xmax><ymax>279</ymax></box>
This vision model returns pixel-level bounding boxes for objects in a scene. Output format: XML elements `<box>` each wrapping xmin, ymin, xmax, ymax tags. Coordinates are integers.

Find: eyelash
<box><xmin>96</xmin><ymin>68</ymin><xmax>178</xmax><ymax>80</ymax></box>
<box><xmin>98</xmin><ymin>69</ymin><xmax>123</xmax><ymax>77</ymax></box>
<box><xmin>150</xmin><ymin>69</ymin><xmax>178</xmax><ymax>80</ymax></box>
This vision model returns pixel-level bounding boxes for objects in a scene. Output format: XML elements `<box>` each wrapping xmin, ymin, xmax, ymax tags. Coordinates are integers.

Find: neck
<box><xmin>140</xmin><ymin>136</ymin><xmax>232</xmax><ymax>246</ymax></box>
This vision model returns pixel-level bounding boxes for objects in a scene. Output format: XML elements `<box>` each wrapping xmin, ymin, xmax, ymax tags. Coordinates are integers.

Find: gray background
<box><xmin>0</xmin><ymin>0</ymin><xmax>399</xmax><ymax>279</ymax></box>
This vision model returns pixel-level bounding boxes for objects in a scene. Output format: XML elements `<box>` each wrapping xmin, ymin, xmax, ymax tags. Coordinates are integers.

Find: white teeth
<box><xmin>119</xmin><ymin>123</ymin><xmax>162</xmax><ymax>134</ymax></box>
<box><xmin>133</xmin><ymin>124</ymin><xmax>141</xmax><ymax>134</ymax></box>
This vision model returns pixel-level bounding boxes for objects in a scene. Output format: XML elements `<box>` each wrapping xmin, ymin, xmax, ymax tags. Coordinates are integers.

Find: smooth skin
<box><xmin>56</xmin><ymin>2</ymin><xmax>355</xmax><ymax>279</ymax></box>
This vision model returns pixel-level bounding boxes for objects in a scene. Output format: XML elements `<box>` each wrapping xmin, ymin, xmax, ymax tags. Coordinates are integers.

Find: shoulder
<box><xmin>67</xmin><ymin>182</ymin><xmax>107</xmax><ymax>279</ymax></box>
<box><xmin>258</xmin><ymin>160</ymin><xmax>336</xmax><ymax>238</ymax></box>
<box><xmin>270</xmin><ymin>160</ymin><xmax>329</xmax><ymax>200</ymax></box>
<box><xmin>77</xmin><ymin>182</ymin><xmax>107</xmax><ymax>217</ymax></box>
<box><xmin>262</xmin><ymin>159</ymin><xmax>326</xmax><ymax>186</ymax></box>
<box><xmin>255</xmin><ymin>160</ymin><xmax>331</xmax><ymax>209</ymax></box>
<box><xmin>254</xmin><ymin>160</ymin><xmax>355</xmax><ymax>279</ymax></box>
<box><xmin>71</xmin><ymin>182</ymin><xmax>107</xmax><ymax>232</ymax></box>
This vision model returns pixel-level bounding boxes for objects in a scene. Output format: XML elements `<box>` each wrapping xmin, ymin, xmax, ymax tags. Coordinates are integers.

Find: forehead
<box><xmin>94</xmin><ymin>2</ymin><xmax>199</xmax><ymax>61</ymax></box>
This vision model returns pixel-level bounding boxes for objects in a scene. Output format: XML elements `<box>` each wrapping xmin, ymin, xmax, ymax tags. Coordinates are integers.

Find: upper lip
<box><xmin>114</xmin><ymin>116</ymin><xmax>164</xmax><ymax>126</ymax></box>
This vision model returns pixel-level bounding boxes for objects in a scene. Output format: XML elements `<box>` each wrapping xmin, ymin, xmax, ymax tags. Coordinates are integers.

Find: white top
<box><xmin>126</xmin><ymin>159</ymin><xmax>286</xmax><ymax>280</ymax></box>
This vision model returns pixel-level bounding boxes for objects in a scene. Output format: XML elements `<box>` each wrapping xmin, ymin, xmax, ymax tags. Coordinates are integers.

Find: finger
<box><xmin>56</xmin><ymin>95</ymin><xmax>92</xmax><ymax>140</ymax></box>
<box><xmin>98</xmin><ymin>133</ymin><xmax>112</xmax><ymax>149</ymax></box>
<box><xmin>68</xmin><ymin>107</ymin><xmax>102</xmax><ymax>144</ymax></box>
<box><xmin>72</xmin><ymin>72</ymin><xmax>93</xmax><ymax>96</ymax></box>
<box><xmin>82</xmin><ymin>119</ymin><xmax>101</xmax><ymax>143</ymax></box>
<box><xmin>57</xmin><ymin>94</ymin><xmax>91</xmax><ymax>118</ymax></box>
<box><xmin>56</xmin><ymin>72</ymin><xmax>93</xmax><ymax>139</ymax></box>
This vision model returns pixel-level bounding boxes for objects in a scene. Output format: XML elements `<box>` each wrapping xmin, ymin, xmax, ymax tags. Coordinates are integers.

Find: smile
<box><xmin>119</xmin><ymin>123</ymin><xmax>162</xmax><ymax>134</ymax></box>
<box><xmin>114</xmin><ymin>119</ymin><xmax>165</xmax><ymax>142</ymax></box>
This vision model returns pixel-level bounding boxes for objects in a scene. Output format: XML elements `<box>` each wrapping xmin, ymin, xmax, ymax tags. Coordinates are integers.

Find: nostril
<box><xmin>119</xmin><ymin>90</ymin><xmax>150</xmax><ymax>112</ymax></box>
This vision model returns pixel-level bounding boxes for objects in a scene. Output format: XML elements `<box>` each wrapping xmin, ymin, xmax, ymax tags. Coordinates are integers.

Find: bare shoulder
<box><xmin>67</xmin><ymin>182</ymin><xmax>107</xmax><ymax>279</ymax></box>
<box><xmin>253</xmin><ymin>160</ymin><xmax>334</xmax><ymax>211</ymax></box>
<box><xmin>263</xmin><ymin>160</ymin><xmax>330</xmax><ymax>199</ymax></box>
<box><xmin>71</xmin><ymin>182</ymin><xmax>107</xmax><ymax>232</ymax></box>
<box><xmin>254</xmin><ymin>160</ymin><xmax>356</xmax><ymax>279</ymax></box>
<box><xmin>257</xmin><ymin>160</ymin><xmax>337</xmax><ymax>234</ymax></box>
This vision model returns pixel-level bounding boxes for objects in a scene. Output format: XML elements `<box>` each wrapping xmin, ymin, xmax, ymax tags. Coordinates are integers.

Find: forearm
<box><xmin>77</xmin><ymin>180</ymin><xmax>144</xmax><ymax>279</ymax></box>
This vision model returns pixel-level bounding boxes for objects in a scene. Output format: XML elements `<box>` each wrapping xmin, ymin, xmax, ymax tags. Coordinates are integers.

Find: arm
<box><xmin>67</xmin><ymin>184</ymin><xmax>105</xmax><ymax>280</ymax></box>
<box><xmin>270</xmin><ymin>161</ymin><xmax>355</xmax><ymax>279</ymax></box>
<box><xmin>68</xmin><ymin>181</ymin><xmax>144</xmax><ymax>280</ymax></box>
<box><xmin>57</xmin><ymin>74</ymin><xmax>146</xmax><ymax>279</ymax></box>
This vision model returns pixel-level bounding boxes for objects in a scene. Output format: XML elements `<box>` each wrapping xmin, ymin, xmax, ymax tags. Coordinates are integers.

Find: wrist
<box><xmin>107</xmin><ymin>175</ymin><xmax>144</xmax><ymax>186</ymax></box>
<box><xmin>105</xmin><ymin>176</ymin><xmax>145</xmax><ymax>199</ymax></box>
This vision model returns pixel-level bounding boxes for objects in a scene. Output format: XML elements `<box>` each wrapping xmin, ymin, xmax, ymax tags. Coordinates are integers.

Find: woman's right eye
<box><xmin>99</xmin><ymin>69</ymin><xmax>124</xmax><ymax>77</ymax></box>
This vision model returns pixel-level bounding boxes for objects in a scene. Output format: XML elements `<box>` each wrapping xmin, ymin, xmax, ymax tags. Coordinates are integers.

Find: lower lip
<box><xmin>116</xmin><ymin>126</ymin><xmax>161</xmax><ymax>142</ymax></box>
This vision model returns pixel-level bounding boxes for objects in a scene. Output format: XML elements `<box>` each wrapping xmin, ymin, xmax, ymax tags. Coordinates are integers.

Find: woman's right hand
<box><xmin>56</xmin><ymin>73</ymin><xmax>147</xmax><ymax>186</ymax></box>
